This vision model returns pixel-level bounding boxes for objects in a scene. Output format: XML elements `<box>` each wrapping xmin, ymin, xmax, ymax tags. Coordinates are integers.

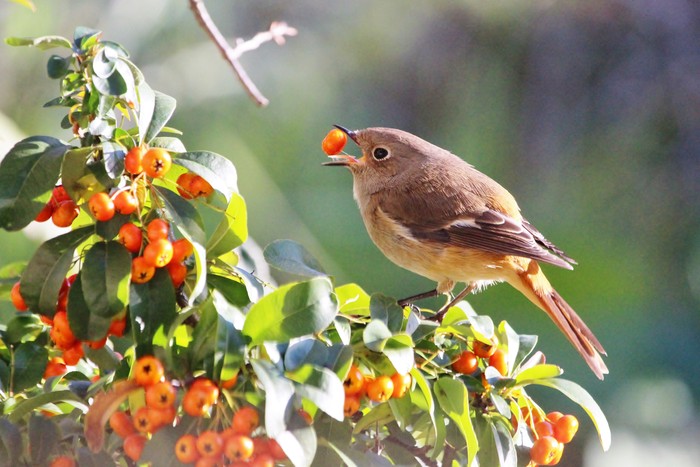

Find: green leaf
<box><xmin>369</xmin><ymin>293</ymin><xmax>403</xmax><ymax>333</ymax></box>
<box><xmin>383</xmin><ymin>334</ymin><xmax>415</xmax><ymax>375</ymax></box>
<box><xmin>410</xmin><ymin>368</ymin><xmax>445</xmax><ymax>459</ymax></box>
<box><xmin>434</xmin><ymin>377</ymin><xmax>478</xmax><ymax>467</ymax></box>
<box><xmin>28</xmin><ymin>415</ymin><xmax>60</xmax><ymax>465</ymax></box>
<box><xmin>12</xmin><ymin>342</ymin><xmax>49</xmax><ymax>392</ymax></box>
<box><xmin>101</xmin><ymin>141</ymin><xmax>126</xmax><ymax>178</ymax></box>
<box><xmin>0</xmin><ymin>418</ymin><xmax>22</xmax><ymax>465</ymax></box>
<box><xmin>5</xmin><ymin>315</ymin><xmax>43</xmax><ymax>345</ymax></box>
<box><xmin>0</xmin><ymin>136</ymin><xmax>70</xmax><ymax>230</ymax></box>
<box><xmin>47</xmin><ymin>55</ymin><xmax>70</xmax><ymax>79</ymax></box>
<box><xmin>81</xmin><ymin>241</ymin><xmax>131</xmax><ymax>317</ymax></box>
<box><xmin>150</xmin><ymin>136</ymin><xmax>186</xmax><ymax>153</ymax></box>
<box><xmin>5</xmin><ymin>35</ymin><xmax>71</xmax><ymax>50</ymax></box>
<box><xmin>20</xmin><ymin>226</ymin><xmax>93</xmax><ymax>315</ymax></box>
<box><xmin>275</xmin><ymin>419</ymin><xmax>317</xmax><ymax>467</ymax></box>
<box><xmin>144</xmin><ymin>91</ymin><xmax>176</xmax><ymax>143</ymax></box>
<box><xmin>129</xmin><ymin>269</ymin><xmax>177</xmax><ymax>356</ymax></box>
<box><xmin>9</xmin><ymin>0</ymin><xmax>35</xmax><ymax>11</ymax></box>
<box><xmin>92</xmin><ymin>68</ymin><xmax>127</xmax><ymax>96</ymax></box>
<box><xmin>532</xmin><ymin>378</ymin><xmax>611</xmax><ymax>451</ymax></box>
<box><xmin>335</xmin><ymin>283</ymin><xmax>370</xmax><ymax>315</ymax></box>
<box><xmin>172</xmin><ymin>151</ymin><xmax>238</xmax><ymax>200</ymax></box>
<box><xmin>73</xmin><ymin>27</ymin><xmax>101</xmax><ymax>50</ymax></box>
<box><xmin>263</xmin><ymin>239</ymin><xmax>326</xmax><ymax>277</ymax></box>
<box><xmin>155</xmin><ymin>186</ymin><xmax>205</xmax><ymax>245</ymax></box>
<box><xmin>207</xmin><ymin>274</ymin><xmax>249</xmax><ymax>308</ymax></box>
<box><xmin>514</xmin><ymin>364</ymin><xmax>563</xmax><ymax>385</ymax></box>
<box><xmin>188</xmin><ymin>295</ymin><xmax>218</xmax><ymax>368</ymax></box>
<box><xmin>243</xmin><ymin>277</ymin><xmax>338</xmax><ymax>345</ymax></box>
<box><xmin>212</xmin><ymin>291</ymin><xmax>246</xmax><ymax>380</ymax></box>
<box><xmin>67</xmin><ymin>274</ymin><xmax>113</xmax><ymax>341</ymax></box>
<box><xmin>288</xmin><ymin>364</ymin><xmax>344</xmax><ymax>421</ymax></box>
<box><xmin>92</xmin><ymin>47</ymin><xmax>118</xmax><ymax>78</ymax></box>
<box><xmin>206</xmin><ymin>193</ymin><xmax>247</xmax><ymax>257</ymax></box>
<box><xmin>136</xmin><ymin>81</ymin><xmax>156</xmax><ymax>145</ymax></box>
<box><xmin>284</xmin><ymin>339</ymin><xmax>329</xmax><ymax>372</ymax></box>
<box><xmin>251</xmin><ymin>359</ymin><xmax>295</xmax><ymax>437</ymax></box>
<box><xmin>362</xmin><ymin>319</ymin><xmax>391</xmax><ymax>351</ymax></box>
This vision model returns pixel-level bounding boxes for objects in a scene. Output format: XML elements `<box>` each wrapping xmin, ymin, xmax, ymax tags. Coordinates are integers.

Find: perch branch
<box><xmin>188</xmin><ymin>0</ymin><xmax>298</xmax><ymax>107</ymax></box>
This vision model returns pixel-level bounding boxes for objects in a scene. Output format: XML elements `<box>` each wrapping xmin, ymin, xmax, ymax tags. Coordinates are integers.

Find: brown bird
<box><xmin>323</xmin><ymin>126</ymin><xmax>608</xmax><ymax>379</ymax></box>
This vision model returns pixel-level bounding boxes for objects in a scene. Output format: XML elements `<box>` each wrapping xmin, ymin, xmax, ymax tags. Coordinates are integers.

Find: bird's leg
<box><xmin>430</xmin><ymin>283</ymin><xmax>477</xmax><ymax>323</ymax></box>
<box><xmin>397</xmin><ymin>289</ymin><xmax>439</xmax><ymax>307</ymax></box>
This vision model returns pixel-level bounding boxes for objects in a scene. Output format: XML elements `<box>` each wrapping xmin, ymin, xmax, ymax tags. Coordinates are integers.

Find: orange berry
<box><xmin>171</xmin><ymin>238</ymin><xmax>194</xmax><ymax>262</ymax></box>
<box><xmin>49</xmin><ymin>455</ymin><xmax>76</xmax><ymax>467</ymax></box>
<box><xmin>472</xmin><ymin>339</ymin><xmax>497</xmax><ymax>358</ymax></box>
<box><xmin>10</xmin><ymin>281</ymin><xmax>28</xmax><ymax>311</ymax></box>
<box><xmin>343</xmin><ymin>365</ymin><xmax>365</xmax><ymax>396</ymax></box>
<box><xmin>146</xmin><ymin>218</ymin><xmax>170</xmax><ymax>241</ymax></box>
<box><xmin>35</xmin><ymin>202</ymin><xmax>54</xmax><ymax>222</ymax></box>
<box><xmin>175</xmin><ymin>434</ymin><xmax>201</xmax><ymax>464</ymax></box>
<box><xmin>109</xmin><ymin>316</ymin><xmax>127</xmax><ymax>337</ymax></box>
<box><xmin>88</xmin><ymin>192</ymin><xmax>115</xmax><ymax>221</ymax></box>
<box><xmin>145</xmin><ymin>380</ymin><xmax>176</xmax><ymax>409</ymax></box>
<box><xmin>113</xmin><ymin>190</ymin><xmax>139</xmax><ymax>215</ymax></box>
<box><xmin>232</xmin><ymin>406</ymin><xmax>259</xmax><ymax>435</ymax></box>
<box><xmin>43</xmin><ymin>357</ymin><xmax>67</xmax><ymax>379</ymax></box>
<box><xmin>132</xmin><ymin>355</ymin><xmax>164</xmax><ymax>386</ymax></box>
<box><xmin>553</xmin><ymin>414</ymin><xmax>579</xmax><ymax>444</ymax></box>
<box><xmin>344</xmin><ymin>394</ymin><xmax>360</xmax><ymax>417</ymax></box>
<box><xmin>51</xmin><ymin>200</ymin><xmax>79</xmax><ymax>227</ymax></box>
<box><xmin>488</xmin><ymin>348</ymin><xmax>508</xmax><ymax>376</ymax></box>
<box><xmin>546</xmin><ymin>411</ymin><xmax>564</xmax><ymax>423</ymax></box>
<box><xmin>366</xmin><ymin>375</ymin><xmax>394</xmax><ymax>403</ymax></box>
<box><xmin>133</xmin><ymin>406</ymin><xmax>156</xmax><ymax>433</ymax></box>
<box><xmin>176</xmin><ymin>172</ymin><xmax>196</xmax><ymax>199</ymax></box>
<box><xmin>224</xmin><ymin>435</ymin><xmax>254</xmax><ymax>462</ymax></box>
<box><xmin>196</xmin><ymin>430</ymin><xmax>224</xmax><ymax>458</ymax></box>
<box><xmin>142</xmin><ymin>148</ymin><xmax>172</xmax><ymax>178</ymax></box>
<box><xmin>143</xmin><ymin>238</ymin><xmax>173</xmax><ymax>267</ymax></box>
<box><xmin>220</xmin><ymin>372</ymin><xmax>238</xmax><ymax>389</ymax></box>
<box><xmin>249</xmin><ymin>453</ymin><xmax>275</xmax><ymax>467</ymax></box>
<box><xmin>109</xmin><ymin>410</ymin><xmax>136</xmax><ymax>438</ymax></box>
<box><xmin>530</xmin><ymin>436</ymin><xmax>561</xmax><ymax>465</ymax></box>
<box><xmin>190</xmin><ymin>175</ymin><xmax>214</xmax><ymax>198</ymax></box>
<box><xmin>119</xmin><ymin>222</ymin><xmax>143</xmax><ymax>253</ymax></box>
<box><xmin>131</xmin><ymin>256</ymin><xmax>155</xmax><ymax>284</ymax></box>
<box><xmin>182</xmin><ymin>387</ymin><xmax>213</xmax><ymax>417</ymax></box>
<box><xmin>390</xmin><ymin>372</ymin><xmax>411</xmax><ymax>398</ymax></box>
<box><xmin>322</xmin><ymin>128</ymin><xmax>347</xmax><ymax>155</ymax></box>
<box><xmin>51</xmin><ymin>186</ymin><xmax>71</xmax><ymax>204</ymax></box>
<box><xmin>452</xmin><ymin>350</ymin><xmax>479</xmax><ymax>375</ymax></box>
<box><xmin>267</xmin><ymin>438</ymin><xmax>287</xmax><ymax>460</ymax></box>
<box><xmin>125</xmin><ymin>146</ymin><xmax>145</xmax><ymax>175</ymax></box>
<box><xmin>535</xmin><ymin>420</ymin><xmax>555</xmax><ymax>439</ymax></box>
<box><xmin>123</xmin><ymin>433</ymin><xmax>147</xmax><ymax>461</ymax></box>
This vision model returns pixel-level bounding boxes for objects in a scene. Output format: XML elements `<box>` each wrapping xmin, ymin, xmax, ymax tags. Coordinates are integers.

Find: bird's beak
<box><xmin>322</xmin><ymin>125</ymin><xmax>360</xmax><ymax>167</ymax></box>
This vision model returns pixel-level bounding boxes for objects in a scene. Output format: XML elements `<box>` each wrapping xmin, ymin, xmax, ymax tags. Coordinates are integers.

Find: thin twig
<box><xmin>188</xmin><ymin>0</ymin><xmax>298</xmax><ymax>107</ymax></box>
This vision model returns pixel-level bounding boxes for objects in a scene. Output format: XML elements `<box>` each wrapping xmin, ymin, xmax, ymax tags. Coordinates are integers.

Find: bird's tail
<box><xmin>508</xmin><ymin>261</ymin><xmax>608</xmax><ymax>379</ymax></box>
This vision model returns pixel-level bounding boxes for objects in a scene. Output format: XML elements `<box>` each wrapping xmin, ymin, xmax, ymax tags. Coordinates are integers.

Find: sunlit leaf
<box><xmin>369</xmin><ymin>293</ymin><xmax>403</xmax><ymax>333</ymax></box>
<box><xmin>5</xmin><ymin>35</ymin><xmax>71</xmax><ymax>50</ymax></box>
<box><xmin>434</xmin><ymin>377</ymin><xmax>478</xmax><ymax>466</ymax></box>
<box><xmin>251</xmin><ymin>359</ymin><xmax>295</xmax><ymax>437</ymax></box>
<box><xmin>514</xmin><ymin>364</ymin><xmax>563</xmax><ymax>385</ymax></box>
<box><xmin>243</xmin><ymin>277</ymin><xmax>338</xmax><ymax>345</ymax></box>
<box><xmin>288</xmin><ymin>364</ymin><xmax>344</xmax><ymax>421</ymax></box>
<box><xmin>144</xmin><ymin>91</ymin><xmax>176</xmax><ymax>143</ymax></box>
<box><xmin>207</xmin><ymin>193</ymin><xmax>247</xmax><ymax>257</ymax></box>
<box><xmin>335</xmin><ymin>283</ymin><xmax>370</xmax><ymax>315</ymax></box>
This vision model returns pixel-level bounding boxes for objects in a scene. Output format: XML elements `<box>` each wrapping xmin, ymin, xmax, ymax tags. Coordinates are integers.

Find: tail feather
<box><xmin>509</xmin><ymin>263</ymin><xmax>608</xmax><ymax>380</ymax></box>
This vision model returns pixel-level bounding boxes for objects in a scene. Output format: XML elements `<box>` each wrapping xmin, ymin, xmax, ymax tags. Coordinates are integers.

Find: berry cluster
<box><xmin>451</xmin><ymin>337</ymin><xmax>508</xmax><ymax>378</ymax></box>
<box><xmin>526</xmin><ymin>410</ymin><xmax>579</xmax><ymax>466</ymax></box>
<box><xmin>108</xmin><ymin>356</ymin><xmax>288</xmax><ymax>466</ymax></box>
<box><xmin>342</xmin><ymin>364</ymin><xmax>412</xmax><ymax>417</ymax></box>
<box><xmin>11</xmin><ymin>277</ymin><xmax>127</xmax><ymax>366</ymax></box>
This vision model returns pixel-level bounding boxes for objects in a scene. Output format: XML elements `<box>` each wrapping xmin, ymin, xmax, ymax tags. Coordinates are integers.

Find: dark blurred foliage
<box><xmin>1</xmin><ymin>0</ymin><xmax>699</xmax><ymax>462</ymax></box>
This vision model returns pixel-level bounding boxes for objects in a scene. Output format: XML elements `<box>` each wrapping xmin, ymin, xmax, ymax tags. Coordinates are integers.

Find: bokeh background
<box><xmin>1</xmin><ymin>0</ymin><xmax>699</xmax><ymax>465</ymax></box>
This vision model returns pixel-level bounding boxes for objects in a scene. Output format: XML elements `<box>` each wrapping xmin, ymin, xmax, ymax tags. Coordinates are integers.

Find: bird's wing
<box><xmin>375</xmin><ymin>171</ymin><xmax>575</xmax><ymax>269</ymax></box>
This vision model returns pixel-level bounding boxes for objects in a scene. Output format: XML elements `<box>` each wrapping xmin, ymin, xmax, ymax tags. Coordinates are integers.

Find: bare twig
<box><xmin>188</xmin><ymin>0</ymin><xmax>298</xmax><ymax>107</ymax></box>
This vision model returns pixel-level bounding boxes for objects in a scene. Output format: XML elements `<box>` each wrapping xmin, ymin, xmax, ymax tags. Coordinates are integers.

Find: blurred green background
<box><xmin>1</xmin><ymin>0</ymin><xmax>699</xmax><ymax>465</ymax></box>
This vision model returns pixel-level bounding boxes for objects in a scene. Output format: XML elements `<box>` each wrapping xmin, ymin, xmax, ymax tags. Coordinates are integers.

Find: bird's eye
<box><xmin>373</xmin><ymin>147</ymin><xmax>390</xmax><ymax>160</ymax></box>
